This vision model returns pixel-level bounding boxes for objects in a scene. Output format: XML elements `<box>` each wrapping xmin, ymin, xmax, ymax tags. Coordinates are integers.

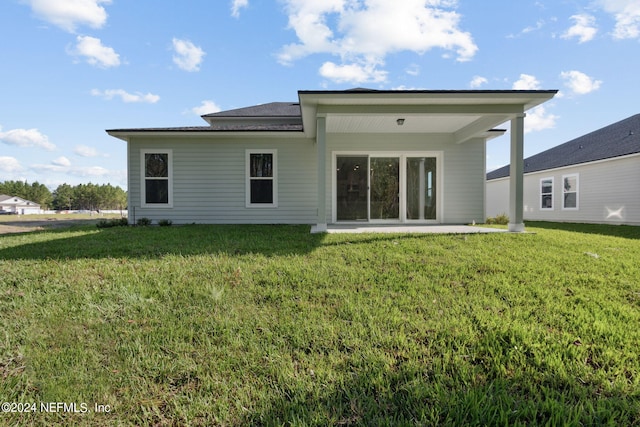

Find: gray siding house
<box><xmin>487</xmin><ymin>114</ymin><xmax>640</xmax><ymax>225</ymax></box>
<box><xmin>108</xmin><ymin>89</ymin><xmax>556</xmax><ymax>232</ymax></box>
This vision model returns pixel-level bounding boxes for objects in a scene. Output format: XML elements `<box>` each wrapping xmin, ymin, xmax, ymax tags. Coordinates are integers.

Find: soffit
<box><xmin>326</xmin><ymin>114</ymin><xmax>482</xmax><ymax>134</ymax></box>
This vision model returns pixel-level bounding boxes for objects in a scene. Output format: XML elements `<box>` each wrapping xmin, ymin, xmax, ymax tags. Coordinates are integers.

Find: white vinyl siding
<box><xmin>485</xmin><ymin>178</ymin><xmax>509</xmax><ymax>219</ymax></box>
<box><xmin>129</xmin><ymin>137</ymin><xmax>316</xmax><ymax>224</ymax></box>
<box><xmin>128</xmin><ymin>133</ymin><xmax>490</xmax><ymax>226</ymax></box>
<box><xmin>486</xmin><ymin>154</ymin><xmax>640</xmax><ymax>225</ymax></box>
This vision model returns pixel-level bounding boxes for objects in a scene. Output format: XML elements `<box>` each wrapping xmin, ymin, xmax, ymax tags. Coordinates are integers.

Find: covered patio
<box><xmin>301</xmin><ymin>89</ymin><xmax>558</xmax><ymax>233</ymax></box>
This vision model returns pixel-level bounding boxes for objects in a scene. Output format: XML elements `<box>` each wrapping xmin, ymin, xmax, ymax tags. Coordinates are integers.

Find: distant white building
<box><xmin>486</xmin><ymin>114</ymin><xmax>640</xmax><ymax>225</ymax></box>
<box><xmin>0</xmin><ymin>194</ymin><xmax>42</xmax><ymax>215</ymax></box>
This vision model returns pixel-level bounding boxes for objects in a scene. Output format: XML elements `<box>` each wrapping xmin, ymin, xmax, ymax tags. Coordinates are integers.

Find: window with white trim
<box><xmin>246</xmin><ymin>150</ymin><xmax>277</xmax><ymax>207</ymax></box>
<box><xmin>141</xmin><ymin>150</ymin><xmax>172</xmax><ymax>207</ymax></box>
<box><xmin>563</xmin><ymin>174</ymin><xmax>579</xmax><ymax>210</ymax></box>
<box><xmin>540</xmin><ymin>177</ymin><xmax>554</xmax><ymax>210</ymax></box>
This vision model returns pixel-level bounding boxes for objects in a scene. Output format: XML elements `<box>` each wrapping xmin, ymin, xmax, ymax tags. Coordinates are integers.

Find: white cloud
<box><xmin>392</xmin><ymin>85</ymin><xmax>426</xmax><ymax>90</ymax></box>
<box><xmin>560</xmin><ymin>70</ymin><xmax>602</xmax><ymax>95</ymax></box>
<box><xmin>74</xmin><ymin>145</ymin><xmax>98</xmax><ymax>157</ymax></box>
<box><xmin>507</xmin><ymin>20</ymin><xmax>545</xmax><ymax>38</ymax></box>
<box><xmin>74</xmin><ymin>144</ymin><xmax>108</xmax><ymax>157</ymax></box>
<box><xmin>405</xmin><ymin>64</ymin><xmax>420</xmax><ymax>77</ymax></box>
<box><xmin>470</xmin><ymin>75</ymin><xmax>488</xmax><ymax>88</ymax></box>
<box><xmin>0</xmin><ymin>126</ymin><xmax>56</xmax><ymax>151</ymax></box>
<box><xmin>52</xmin><ymin>156</ymin><xmax>71</xmax><ymax>167</ymax></box>
<box><xmin>512</xmin><ymin>74</ymin><xmax>541</xmax><ymax>90</ymax></box>
<box><xmin>72</xmin><ymin>166</ymin><xmax>111</xmax><ymax>177</ymax></box>
<box><xmin>278</xmin><ymin>0</ymin><xmax>477</xmax><ymax>84</ymax></box>
<box><xmin>522</xmin><ymin>20</ymin><xmax>545</xmax><ymax>34</ymax></box>
<box><xmin>191</xmin><ymin>100</ymin><xmax>222</xmax><ymax>116</ymax></box>
<box><xmin>525</xmin><ymin>105</ymin><xmax>558</xmax><ymax>134</ymax></box>
<box><xmin>172</xmin><ymin>38</ymin><xmax>205</xmax><ymax>72</ymax></box>
<box><xmin>562</xmin><ymin>14</ymin><xmax>598</xmax><ymax>43</ymax></box>
<box><xmin>231</xmin><ymin>0</ymin><xmax>249</xmax><ymax>18</ymax></box>
<box><xmin>319</xmin><ymin>61</ymin><xmax>387</xmax><ymax>84</ymax></box>
<box><xmin>24</xmin><ymin>0</ymin><xmax>111</xmax><ymax>33</ymax></box>
<box><xmin>70</xmin><ymin>35</ymin><xmax>120</xmax><ymax>67</ymax></box>
<box><xmin>0</xmin><ymin>157</ymin><xmax>23</xmax><ymax>173</ymax></box>
<box><xmin>31</xmin><ymin>162</ymin><xmax>111</xmax><ymax>178</ymax></box>
<box><xmin>598</xmin><ymin>0</ymin><xmax>640</xmax><ymax>39</ymax></box>
<box><xmin>509</xmin><ymin>74</ymin><xmax>558</xmax><ymax>133</ymax></box>
<box><xmin>91</xmin><ymin>89</ymin><xmax>160</xmax><ymax>104</ymax></box>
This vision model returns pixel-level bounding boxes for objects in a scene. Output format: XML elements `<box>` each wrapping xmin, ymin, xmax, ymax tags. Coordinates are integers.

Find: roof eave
<box><xmin>106</xmin><ymin>129</ymin><xmax>306</xmax><ymax>141</ymax></box>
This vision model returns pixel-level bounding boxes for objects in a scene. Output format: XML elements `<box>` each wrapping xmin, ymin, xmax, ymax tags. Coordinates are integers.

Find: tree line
<box><xmin>0</xmin><ymin>181</ymin><xmax>127</xmax><ymax>211</ymax></box>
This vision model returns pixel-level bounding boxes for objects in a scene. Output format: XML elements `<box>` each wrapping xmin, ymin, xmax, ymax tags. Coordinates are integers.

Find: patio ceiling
<box><xmin>326</xmin><ymin>114</ymin><xmax>483</xmax><ymax>134</ymax></box>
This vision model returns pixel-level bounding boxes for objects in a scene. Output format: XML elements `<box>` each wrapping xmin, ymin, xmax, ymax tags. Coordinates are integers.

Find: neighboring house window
<box><xmin>141</xmin><ymin>150</ymin><xmax>172</xmax><ymax>207</ymax></box>
<box><xmin>540</xmin><ymin>178</ymin><xmax>554</xmax><ymax>210</ymax></box>
<box><xmin>246</xmin><ymin>150</ymin><xmax>277</xmax><ymax>207</ymax></box>
<box><xmin>563</xmin><ymin>174</ymin><xmax>579</xmax><ymax>210</ymax></box>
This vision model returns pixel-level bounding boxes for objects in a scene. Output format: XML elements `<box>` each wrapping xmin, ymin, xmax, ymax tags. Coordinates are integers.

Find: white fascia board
<box><xmin>106</xmin><ymin>131</ymin><xmax>307</xmax><ymax>140</ymax></box>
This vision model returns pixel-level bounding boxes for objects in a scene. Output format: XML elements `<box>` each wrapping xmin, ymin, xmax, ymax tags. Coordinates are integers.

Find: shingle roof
<box><xmin>487</xmin><ymin>113</ymin><xmax>640</xmax><ymax>180</ymax></box>
<box><xmin>108</xmin><ymin>89</ymin><xmax>557</xmax><ymax>138</ymax></box>
<box><xmin>202</xmin><ymin>102</ymin><xmax>301</xmax><ymax>118</ymax></box>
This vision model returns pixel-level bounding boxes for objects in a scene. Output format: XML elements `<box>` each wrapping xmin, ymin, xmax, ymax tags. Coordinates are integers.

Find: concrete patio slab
<box><xmin>324</xmin><ymin>224</ymin><xmax>508</xmax><ymax>234</ymax></box>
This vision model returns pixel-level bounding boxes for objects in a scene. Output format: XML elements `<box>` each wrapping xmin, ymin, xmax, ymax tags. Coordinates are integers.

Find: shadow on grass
<box><xmin>0</xmin><ymin>224</ymin><xmax>330</xmax><ymax>260</ymax></box>
<box><xmin>243</xmin><ymin>368</ymin><xmax>637</xmax><ymax>426</ymax></box>
<box><xmin>526</xmin><ymin>221</ymin><xmax>640</xmax><ymax>240</ymax></box>
<box><xmin>0</xmin><ymin>223</ymin><xmax>492</xmax><ymax>261</ymax></box>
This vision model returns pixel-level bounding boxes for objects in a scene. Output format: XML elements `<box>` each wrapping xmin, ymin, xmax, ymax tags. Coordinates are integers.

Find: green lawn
<box><xmin>1</xmin><ymin>223</ymin><xmax>639</xmax><ymax>426</ymax></box>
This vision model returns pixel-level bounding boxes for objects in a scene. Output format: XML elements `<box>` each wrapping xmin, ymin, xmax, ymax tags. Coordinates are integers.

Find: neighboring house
<box><xmin>487</xmin><ymin>113</ymin><xmax>640</xmax><ymax>225</ymax></box>
<box><xmin>0</xmin><ymin>194</ymin><xmax>42</xmax><ymax>215</ymax></box>
<box><xmin>107</xmin><ymin>89</ymin><xmax>556</xmax><ymax>232</ymax></box>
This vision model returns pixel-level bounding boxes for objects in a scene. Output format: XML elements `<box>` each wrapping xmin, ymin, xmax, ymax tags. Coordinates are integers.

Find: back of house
<box><xmin>108</xmin><ymin>88</ymin><xmax>556</xmax><ymax>231</ymax></box>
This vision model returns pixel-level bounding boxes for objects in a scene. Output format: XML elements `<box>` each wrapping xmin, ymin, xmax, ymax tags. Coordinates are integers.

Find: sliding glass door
<box><xmin>370</xmin><ymin>157</ymin><xmax>400</xmax><ymax>220</ymax></box>
<box><xmin>335</xmin><ymin>153</ymin><xmax>438</xmax><ymax>223</ymax></box>
<box><xmin>336</xmin><ymin>156</ymin><xmax>368</xmax><ymax>221</ymax></box>
<box><xmin>406</xmin><ymin>157</ymin><xmax>437</xmax><ymax>220</ymax></box>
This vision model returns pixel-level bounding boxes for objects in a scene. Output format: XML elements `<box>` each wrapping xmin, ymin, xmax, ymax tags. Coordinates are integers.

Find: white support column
<box><xmin>508</xmin><ymin>113</ymin><xmax>526</xmax><ymax>232</ymax></box>
<box><xmin>311</xmin><ymin>115</ymin><xmax>328</xmax><ymax>233</ymax></box>
<box><xmin>419</xmin><ymin>158</ymin><xmax>426</xmax><ymax>221</ymax></box>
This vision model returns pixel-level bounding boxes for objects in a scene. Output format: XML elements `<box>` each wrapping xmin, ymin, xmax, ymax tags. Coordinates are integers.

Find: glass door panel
<box><xmin>336</xmin><ymin>156</ymin><xmax>368</xmax><ymax>221</ymax></box>
<box><xmin>370</xmin><ymin>157</ymin><xmax>399</xmax><ymax>220</ymax></box>
<box><xmin>406</xmin><ymin>157</ymin><xmax>437</xmax><ymax>220</ymax></box>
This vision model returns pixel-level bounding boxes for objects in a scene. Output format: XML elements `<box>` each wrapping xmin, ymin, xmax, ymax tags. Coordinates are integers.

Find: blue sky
<box><xmin>1</xmin><ymin>0</ymin><xmax>639</xmax><ymax>190</ymax></box>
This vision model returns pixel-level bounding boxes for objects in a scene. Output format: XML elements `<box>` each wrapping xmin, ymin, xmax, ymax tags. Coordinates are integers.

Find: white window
<box><xmin>141</xmin><ymin>149</ymin><xmax>173</xmax><ymax>208</ymax></box>
<box><xmin>246</xmin><ymin>150</ymin><xmax>277</xmax><ymax>208</ymax></box>
<box><xmin>540</xmin><ymin>177</ymin><xmax>554</xmax><ymax>210</ymax></box>
<box><xmin>563</xmin><ymin>174</ymin><xmax>579</xmax><ymax>210</ymax></box>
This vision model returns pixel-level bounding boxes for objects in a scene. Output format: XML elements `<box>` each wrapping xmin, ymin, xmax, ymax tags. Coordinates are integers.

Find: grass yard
<box><xmin>0</xmin><ymin>222</ymin><xmax>639</xmax><ymax>426</ymax></box>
